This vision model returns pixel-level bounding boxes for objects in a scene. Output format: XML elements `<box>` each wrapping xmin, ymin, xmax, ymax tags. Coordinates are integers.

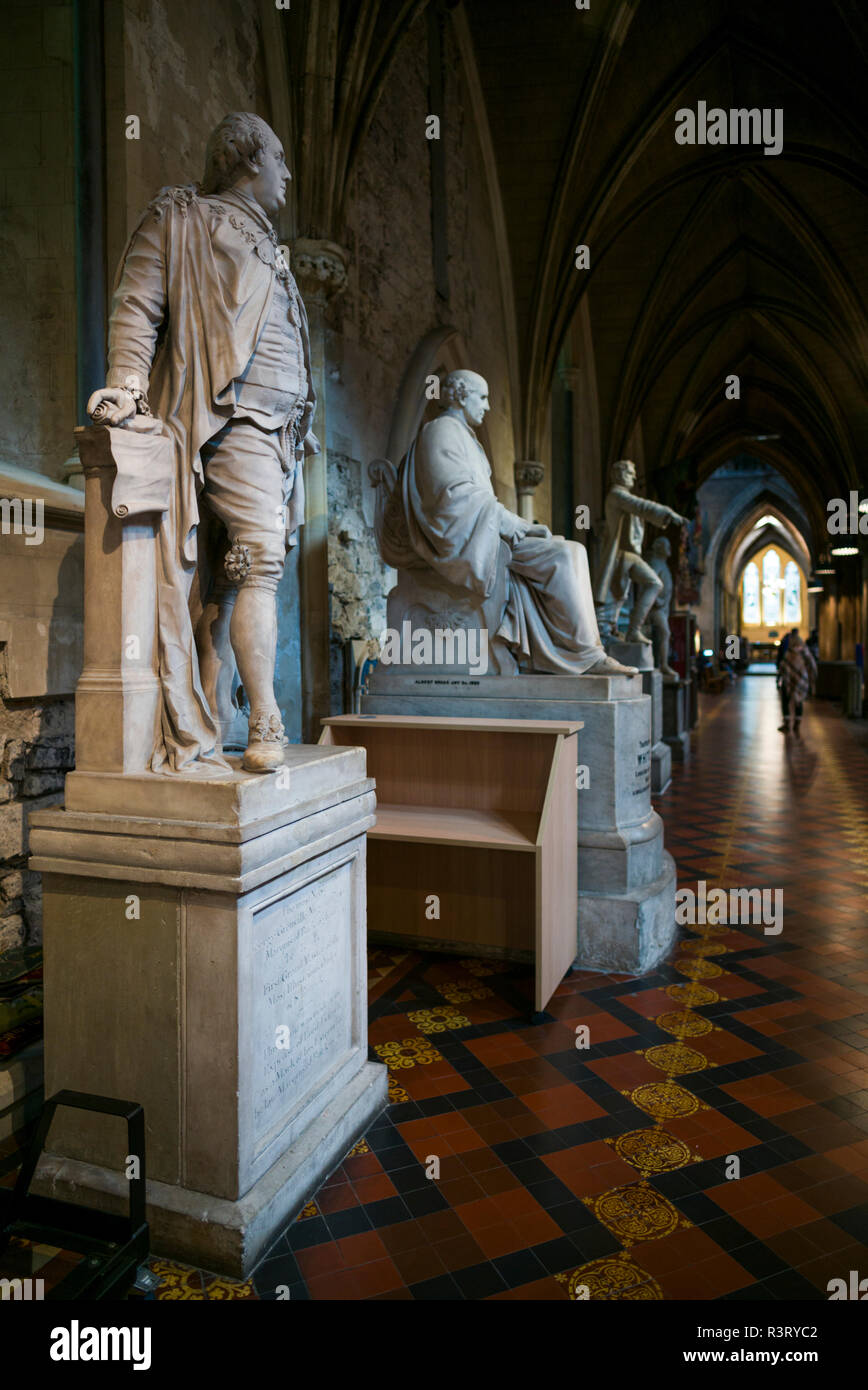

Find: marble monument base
<box><xmin>28</xmin><ymin>747</ymin><xmax>388</xmax><ymax>1277</ymax></box>
<box><xmin>641</xmin><ymin>669</ymin><xmax>671</xmax><ymax>795</ymax></box>
<box><xmin>663</xmin><ymin>678</ymin><xmax>691</xmax><ymax>762</ymax></box>
<box><xmin>607</xmin><ymin>638</ymin><xmax>653</xmax><ymax>672</ymax></box>
<box><xmin>362</xmin><ymin>668</ymin><xmax>676</xmax><ymax>976</ymax></box>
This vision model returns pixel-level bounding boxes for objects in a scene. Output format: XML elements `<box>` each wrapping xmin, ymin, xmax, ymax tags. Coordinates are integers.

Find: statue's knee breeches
<box><xmin>227</xmin><ymin>536</ymin><xmax>284</xmax><ymax>593</ymax></box>
<box><xmin>201</xmin><ymin>418</ymin><xmax>289</xmax><ymax>596</ymax></box>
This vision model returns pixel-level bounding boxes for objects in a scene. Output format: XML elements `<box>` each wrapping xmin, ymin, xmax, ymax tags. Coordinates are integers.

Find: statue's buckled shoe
<box><xmin>242</xmin><ymin>711</ymin><xmax>287</xmax><ymax>773</ymax></box>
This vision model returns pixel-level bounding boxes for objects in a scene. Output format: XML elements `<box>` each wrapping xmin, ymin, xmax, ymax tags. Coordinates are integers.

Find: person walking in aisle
<box><xmin>778</xmin><ymin>632</ymin><xmax>817</xmax><ymax>737</ymax></box>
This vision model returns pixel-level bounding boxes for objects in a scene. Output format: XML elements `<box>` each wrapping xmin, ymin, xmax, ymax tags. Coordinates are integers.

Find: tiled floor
<box><xmin>5</xmin><ymin>673</ymin><xmax>868</xmax><ymax>1300</ymax></box>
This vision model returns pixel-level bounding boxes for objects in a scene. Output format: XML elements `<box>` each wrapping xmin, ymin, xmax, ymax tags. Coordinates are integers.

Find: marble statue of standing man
<box><xmin>647</xmin><ymin>535</ymin><xmax>678</xmax><ymax>681</ymax></box>
<box><xmin>594</xmin><ymin>459</ymin><xmax>687</xmax><ymax>646</ymax></box>
<box><xmin>87</xmin><ymin>113</ymin><xmax>318</xmax><ymax>773</ymax></box>
<box><xmin>378</xmin><ymin>369</ymin><xmax>637</xmax><ymax>677</ymax></box>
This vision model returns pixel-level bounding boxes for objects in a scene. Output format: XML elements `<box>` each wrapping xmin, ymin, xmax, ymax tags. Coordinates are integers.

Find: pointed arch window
<box><xmin>742</xmin><ymin>561</ymin><xmax>760</xmax><ymax>626</ymax></box>
<box><xmin>783</xmin><ymin>561</ymin><xmax>801</xmax><ymax>625</ymax></box>
<box><xmin>762</xmin><ymin>549</ymin><xmax>781</xmax><ymax>626</ymax></box>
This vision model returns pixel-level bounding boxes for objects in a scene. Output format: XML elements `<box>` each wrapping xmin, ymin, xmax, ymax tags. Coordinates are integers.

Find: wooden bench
<box><xmin>319</xmin><ymin>715</ymin><xmax>581</xmax><ymax>1013</ymax></box>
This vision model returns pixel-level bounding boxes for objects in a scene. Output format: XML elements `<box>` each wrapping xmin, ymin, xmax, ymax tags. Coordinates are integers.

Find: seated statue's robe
<box><xmin>388</xmin><ymin>411</ymin><xmax>605</xmax><ymax>675</ymax></box>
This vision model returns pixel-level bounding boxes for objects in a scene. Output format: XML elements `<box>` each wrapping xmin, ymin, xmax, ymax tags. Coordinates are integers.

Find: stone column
<box><xmin>514</xmin><ymin>461</ymin><xmax>545</xmax><ymax>522</ymax></box>
<box><xmin>559</xmin><ymin>364</ymin><xmax>602</xmax><ymax>527</ymax></box>
<box><xmin>292</xmin><ymin>238</ymin><xmax>349</xmax><ymax>740</ymax></box>
<box><xmin>73</xmin><ymin>425</ymin><xmax>167</xmax><ymax>774</ymax></box>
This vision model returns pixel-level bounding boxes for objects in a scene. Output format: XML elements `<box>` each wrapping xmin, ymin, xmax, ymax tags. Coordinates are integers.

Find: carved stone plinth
<box><xmin>73</xmin><ymin>424</ymin><xmax>173</xmax><ymax>774</ymax></box>
<box><xmin>29</xmin><ymin>749</ymin><xmax>387</xmax><ymax>1277</ymax></box>
<box><xmin>608</xmin><ymin>638</ymin><xmax>653</xmax><ymax>672</ymax></box>
<box><xmin>641</xmin><ymin>669</ymin><xmax>672</xmax><ymax>795</ymax></box>
<box><xmin>663</xmin><ymin>678</ymin><xmax>691</xmax><ymax>761</ymax></box>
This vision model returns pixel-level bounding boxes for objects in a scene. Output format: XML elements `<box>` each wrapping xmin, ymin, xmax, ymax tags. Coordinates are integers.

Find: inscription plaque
<box><xmin>634</xmin><ymin>737</ymin><xmax>651</xmax><ymax>795</ymax></box>
<box><xmin>251</xmin><ymin>863</ymin><xmax>354</xmax><ymax>1144</ymax></box>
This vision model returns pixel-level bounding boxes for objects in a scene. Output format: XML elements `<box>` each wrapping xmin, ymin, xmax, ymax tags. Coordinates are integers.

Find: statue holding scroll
<box><xmin>87</xmin><ymin>113</ymin><xmax>318</xmax><ymax>773</ymax></box>
<box><xmin>594</xmin><ymin>459</ymin><xmax>687</xmax><ymax>645</ymax></box>
<box><xmin>370</xmin><ymin>369</ymin><xmax>636</xmax><ymax>678</ymax></box>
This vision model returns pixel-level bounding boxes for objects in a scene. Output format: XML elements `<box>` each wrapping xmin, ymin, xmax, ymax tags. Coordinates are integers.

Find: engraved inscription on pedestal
<box><xmin>251</xmin><ymin>863</ymin><xmax>354</xmax><ymax>1150</ymax></box>
<box><xmin>634</xmin><ymin>738</ymin><xmax>651</xmax><ymax>795</ymax></box>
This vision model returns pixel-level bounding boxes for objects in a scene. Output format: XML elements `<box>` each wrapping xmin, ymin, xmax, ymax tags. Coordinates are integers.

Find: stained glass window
<box><xmin>742</xmin><ymin>561</ymin><xmax>760</xmax><ymax>626</ymax></box>
<box><xmin>762</xmin><ymin>549</ymin><xmax>781</xmax><ymax>626</ymax></box>
<box><xmin>783</xmin><ymin>561</ymin><xmax>801</xmax><ymax>625</ymax></box>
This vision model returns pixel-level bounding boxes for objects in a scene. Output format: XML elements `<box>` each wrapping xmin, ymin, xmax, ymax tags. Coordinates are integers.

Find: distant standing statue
<box><xmin>87</xmin><ymin>113</ymin><xmax>318</xmax><ymax>772</ymax></box>
<box><xmin>647</xmin><ymin>536</ymin><xmax>678</xmax><ymax>681</ymax></box>
<box><xmin>594</xmin><ymin>459</ymin><xmax>687</xmax><ymax>645</ymax></box>
<box><xmin>370</xmin><ymin>369</ymin><xmax>636</xmax><ymax>677</ymax></box>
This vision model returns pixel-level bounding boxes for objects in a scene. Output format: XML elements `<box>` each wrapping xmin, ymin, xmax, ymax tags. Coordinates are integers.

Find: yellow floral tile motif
<box><xmin>665</xmin><ymin>982</ymin><xmax>719</xmax><ymax>1007</ymax></box>
<box><xmin>203</xmin><ymin>1275</ymin><xmax>258</xmax><ymax>1300</ymax></box>
<box><xmin>439</xmin><ymin>981</ymin><xmax>493</xmax><ymax>1004</ymax></box>
<box><xmin>679</xmin><ymin>939</ymin><xmax>727</xmax><ymax>956</ymax></box>
<box><xmin>346</xmin><ymin>1137</ymin><xmax>370</xmax><ymax>1157</ymax></box>
<box><xmin>295</xmin><ymin>1200</ymin><xmax>319</xmax><ymax>1221</ymax></box>
<box><xmin>374</xmin><ymin>1037</ymin><xmax>443</xmax><ymax>1068</ymax></box>
<box><xmin>555</xmin><ymin>1253</ymin><xmax>663</xmax><ymax>1300</ymax></box>
<box><xmin>458</xmin><ymin>957</ymin><xmax>509</xmax><ymax>977</ymax></box>
<box><xmin>584</xmin><ymin>1183</ymin><xmax>691</xmax><ymax>1247</ymax></box>
<box><xmin>147</xmin><ymin>1258</ymin><xmax>206</xmax><ymax>1300</ymax></box>
<box><xmin>642</xmin><ymin>1042</ymin><xmax>708</xmax><ymax>1075</ymax></box>
<box><xmin>674</xmin><ymin>957</ymin><xmax>724</xmax><ymax>981</ymax></box>
<box><xmin>388</xmin><ymin>1075</ymin><xmax>410</xmax><ymax>1102</ymax></box>
<box><xmin>406</xmin><ymin>1006</ymin><xmax>470</xmax><ymax>1034</ymax></box>
<box><xmin>610</xmin><ymin>1128</ymin><xmax>697</xmax><ymax>1176</ymax></box>
<box><xmin>684</xmin><ymin>921</ymin><xmax>729</xmax><ymax>937</ymax></box>
<box><xmin>655</xmin><ymin>1009</ymin><xmax>714</xmax><ymax>1039</ymax></box>
<box><xmin>626</xmin><ymin>1080</ymin><xmax>704</xmax><ymax>1120</ymax></box>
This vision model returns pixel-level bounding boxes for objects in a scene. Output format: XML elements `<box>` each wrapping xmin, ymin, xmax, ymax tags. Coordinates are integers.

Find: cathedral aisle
<box><xmin>246</xmin><ymin>676</ymin><xmax>866</xmax><ymax>1302</ymax></box>
<box><xmin>14</xmin><ymin>677</ymin><xmax>861</xmax><ymax>1302</ymax></box>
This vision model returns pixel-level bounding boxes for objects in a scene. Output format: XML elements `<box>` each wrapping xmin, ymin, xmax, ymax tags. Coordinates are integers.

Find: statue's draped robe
<box><xmin>385</xmin><ymin>412</ymin><xmax>605</xmax><ymax>675</ymax></box>
<box><xmin>106</xmin><ymin>185</ymin><xmax>318</xmax><ymax>771</ymax></box>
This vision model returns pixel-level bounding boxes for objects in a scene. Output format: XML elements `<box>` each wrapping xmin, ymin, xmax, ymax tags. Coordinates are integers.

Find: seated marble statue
<box><xmin>370</xmin><ymin>370</ymin><xmax>636</xmax><ymax>678</ymax></box>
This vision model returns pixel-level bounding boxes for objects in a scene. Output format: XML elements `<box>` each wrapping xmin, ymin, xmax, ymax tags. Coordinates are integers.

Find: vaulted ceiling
<box><xmin>463</xmin><ymin>0</ymin><xmax>867</xmax><ymax>535</ymax></box>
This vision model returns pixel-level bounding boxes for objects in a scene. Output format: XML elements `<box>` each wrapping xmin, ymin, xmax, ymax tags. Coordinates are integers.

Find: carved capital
<box><xmin>291</xmin><ymin>238</ymin><xmax>349</xmax><ymax>304</ymax></box>
<box><xmin>514</xmin><ymin>461</ymin><xmax>545</xmax><ymax>496</ymax></box>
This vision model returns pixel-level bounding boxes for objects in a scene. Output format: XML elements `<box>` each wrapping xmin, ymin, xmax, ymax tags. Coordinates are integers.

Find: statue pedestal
<box><xmin>608</xmin><ymin>638</ymin><xmax>653</xmax><ymax>672</ymax></box>
<box><xmin>641</xmin><ymin>669</ymin><xmax>671</xmax><ymax>795</ymax></box>
<box><xmin>663</xmin><ymin>679</ymin><xmax>691</xmax><ymax>761</ymax></box>
<box><xmin>29</xmin><ymin>749</ymin><xmax>386</xmax><ymax>1277</ymax></box>
<box><xmin>362</xmin><ymin>669</ymin><xmax>676</xmax><ymax>976</ymax></box>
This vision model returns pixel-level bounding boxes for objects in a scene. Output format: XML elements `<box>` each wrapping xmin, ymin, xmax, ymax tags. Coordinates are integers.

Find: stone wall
<box><xmin>106</xmin><ymin>0</ymin><xmax>268</xmax><ymax>267</ymax></box>
<box><xmin>0</xmin><ymin>0</ymin><xmax>76</xmax><ymax>478</ymax></box>
<box><xmin>0</xmin><ymin>688</ymin><xmax>73</xmax><ymax>951</ymax></box>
